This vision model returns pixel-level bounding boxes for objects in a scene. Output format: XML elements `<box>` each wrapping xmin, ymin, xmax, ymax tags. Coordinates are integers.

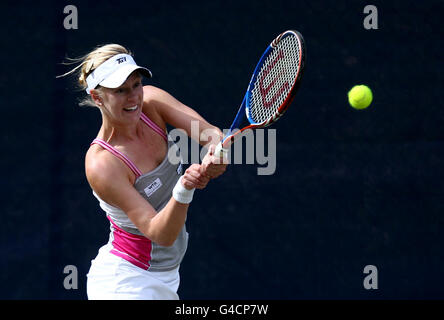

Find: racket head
<box><xmin>218</xmin><ymin>30</ymin><xmax>305</xmax><ymax>152</ymax></box>
<box><xmin>245</xmin><ymin>30</ymin><xmax>305</xmax><ymax>127</ymax></box>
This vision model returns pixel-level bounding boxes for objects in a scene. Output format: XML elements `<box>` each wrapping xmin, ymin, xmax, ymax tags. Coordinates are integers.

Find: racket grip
<box><xmin>214</xmin><ymin>142</ymin><xmax>228</xmax><ymax>158</ymax></box>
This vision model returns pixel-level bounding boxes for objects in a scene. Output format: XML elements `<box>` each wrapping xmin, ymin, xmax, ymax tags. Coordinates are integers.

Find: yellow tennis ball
<box><xmin>348</xmin><ymin>85</ymin><xmax>373</xmax><ymax>110</ymax></box>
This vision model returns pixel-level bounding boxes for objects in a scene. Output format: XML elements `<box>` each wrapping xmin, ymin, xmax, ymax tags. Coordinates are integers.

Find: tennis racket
<box><xmin>215</xmin><ymin>30</ymin><xmax>306</xmax><ymax>157</ymax></box>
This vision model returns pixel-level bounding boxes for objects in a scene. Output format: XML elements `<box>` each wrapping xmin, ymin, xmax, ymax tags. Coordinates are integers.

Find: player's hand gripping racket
<box><xmin>215</xmin><ymin>30</ymin><xmax>306</xmax><ymax>158</ymax></box>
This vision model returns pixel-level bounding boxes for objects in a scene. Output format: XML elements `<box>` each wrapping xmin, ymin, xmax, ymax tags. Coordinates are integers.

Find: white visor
<box><xmin>85</xmin><ymin>53</ymin><xmax>152</xmax><ymax>94</ymax></box>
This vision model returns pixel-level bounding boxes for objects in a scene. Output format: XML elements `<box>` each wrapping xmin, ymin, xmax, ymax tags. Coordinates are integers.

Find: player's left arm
<box><xmin>142</xmin><ymin>85</ymin><xmax>227</xmax><ymax>178</ymax></box>
<box><xmin>142</xmin><ymin>85</ymin><xmax>222</xmax><ymax>147</ymax></box>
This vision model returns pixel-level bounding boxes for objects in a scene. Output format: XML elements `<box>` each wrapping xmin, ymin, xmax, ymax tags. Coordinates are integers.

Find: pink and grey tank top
<box><xmin>91</xmin><ymin>113</ymin><xmax>187</xmax><ymax>271</ymax></box>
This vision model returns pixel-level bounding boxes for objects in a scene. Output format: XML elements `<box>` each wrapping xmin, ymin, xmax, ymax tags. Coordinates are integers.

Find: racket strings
<box><xmin>249</xmin><ymin>35</ymin><xmax>301</xmax><ymax>124</ymax></box>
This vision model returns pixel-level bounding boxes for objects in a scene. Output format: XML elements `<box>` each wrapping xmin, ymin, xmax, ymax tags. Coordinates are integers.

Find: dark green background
<box><xmin>1</xmin><ymin>0</ymin><xmax>442</xmax><ymax>299</ymax></box>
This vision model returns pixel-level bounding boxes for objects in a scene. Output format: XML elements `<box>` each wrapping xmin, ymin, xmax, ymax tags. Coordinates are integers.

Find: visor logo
<box><xmin>116</xmin><ymin>57</ymin><xmax>127</xmax><ymax>64</ymax></box>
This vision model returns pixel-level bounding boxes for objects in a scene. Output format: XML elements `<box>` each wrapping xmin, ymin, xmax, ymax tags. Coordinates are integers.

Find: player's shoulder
<box><xmin>142</xmin><ymin>85</ymin><xmax>167</xmax><ymax>101</ymax></box>
<box><xmin>142</xmin><ymin>85</ymin><xmax>179</xmax><ymax>107</ymax></box>
<box><xmin>142</xmin><ymin>85</ymin><xmax>169</xmax><ymax>128</ymax></box>
<box><xmin>85</xmin><ymin>145</ymin><xmax>130</xmax><ymax>188</ymax></box>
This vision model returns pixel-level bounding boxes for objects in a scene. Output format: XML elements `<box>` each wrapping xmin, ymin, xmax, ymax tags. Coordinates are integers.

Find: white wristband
<box><xmin>172</xmin><ymin>176</ymin><xmax>195</xmax><ymax>204</ymax></box>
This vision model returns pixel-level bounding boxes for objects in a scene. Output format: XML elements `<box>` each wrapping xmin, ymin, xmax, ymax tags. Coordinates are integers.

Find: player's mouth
<box><xmin>123</xmin><ymin>105</ymin><xmax>138</xmax><ymax>112</ymax></box>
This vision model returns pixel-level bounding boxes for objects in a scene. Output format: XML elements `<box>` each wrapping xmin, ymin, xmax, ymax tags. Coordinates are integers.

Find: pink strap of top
<box><xmin>91</xmin><ymin>113</ymin><xmax>168</xmax><ymax>178</ymax></box>
<box><xmin>140</xmin><ymin>113</ymin><xmax>167</xmax><ymax>141</ymax></box>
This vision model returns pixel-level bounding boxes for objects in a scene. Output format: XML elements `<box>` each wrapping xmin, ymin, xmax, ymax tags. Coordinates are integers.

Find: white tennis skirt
<box><xmin>87</xmin><ymin>244</ymin><xmax>180</xmax><ymax>300</ymax></box>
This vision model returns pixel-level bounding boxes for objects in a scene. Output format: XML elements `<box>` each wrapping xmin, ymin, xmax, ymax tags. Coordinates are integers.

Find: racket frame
<box><xmin>217</xmin><ymin>30</ymin><xmax>305</xmax><ymax>154</ymax></box>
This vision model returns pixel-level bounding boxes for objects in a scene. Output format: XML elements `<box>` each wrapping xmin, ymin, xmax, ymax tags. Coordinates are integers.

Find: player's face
<box><xmin>100</xmin><ymin>72</ymin><xmax>144</xmax><ymax>123</ymax></box>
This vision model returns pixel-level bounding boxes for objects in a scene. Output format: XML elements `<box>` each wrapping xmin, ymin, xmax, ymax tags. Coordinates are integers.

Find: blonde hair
<box><xmin>57</xmin><ymin>44</ymin><xmax>132</xmax><ymax>107</ymax></box>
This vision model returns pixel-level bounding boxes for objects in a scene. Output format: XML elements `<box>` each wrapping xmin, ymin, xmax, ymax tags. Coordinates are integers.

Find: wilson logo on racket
<box><xmin>259</xmin><ymin>50</ymin><xmax>289</xmax><ymax>108</ymax></box>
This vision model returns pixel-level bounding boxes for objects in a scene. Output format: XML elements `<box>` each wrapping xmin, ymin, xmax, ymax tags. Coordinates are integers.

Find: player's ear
<box><xmin>90</xmin><ymin>89</ymin><xmax>103</xmax><ymax>106</ymax></box>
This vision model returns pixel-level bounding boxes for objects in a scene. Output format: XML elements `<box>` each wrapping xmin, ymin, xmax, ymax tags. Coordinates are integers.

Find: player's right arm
<box><xmin>85</xmin><ymin>149</ymin><xmax>207</xmax><ymax>246</ymax></box>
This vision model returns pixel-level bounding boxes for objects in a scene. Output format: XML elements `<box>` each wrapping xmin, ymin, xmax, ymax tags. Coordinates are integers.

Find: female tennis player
<box><xmin>60</xmin><ymin>44</ymin><xmax>227</xmax><ymax>299</ymax></box>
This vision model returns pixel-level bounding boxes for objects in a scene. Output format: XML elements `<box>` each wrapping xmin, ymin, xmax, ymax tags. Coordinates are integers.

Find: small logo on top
<box><xmin>144</xmin><ymin>178</ymin><xmax>162</xmax><ymax>197</ymax></box>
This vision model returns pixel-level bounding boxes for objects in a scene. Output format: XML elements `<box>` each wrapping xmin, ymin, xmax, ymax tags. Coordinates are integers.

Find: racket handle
<box><xmin>214</xmin><ymin>142</ymin><xmax>228</xmax><ymax>158</ymax></box>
